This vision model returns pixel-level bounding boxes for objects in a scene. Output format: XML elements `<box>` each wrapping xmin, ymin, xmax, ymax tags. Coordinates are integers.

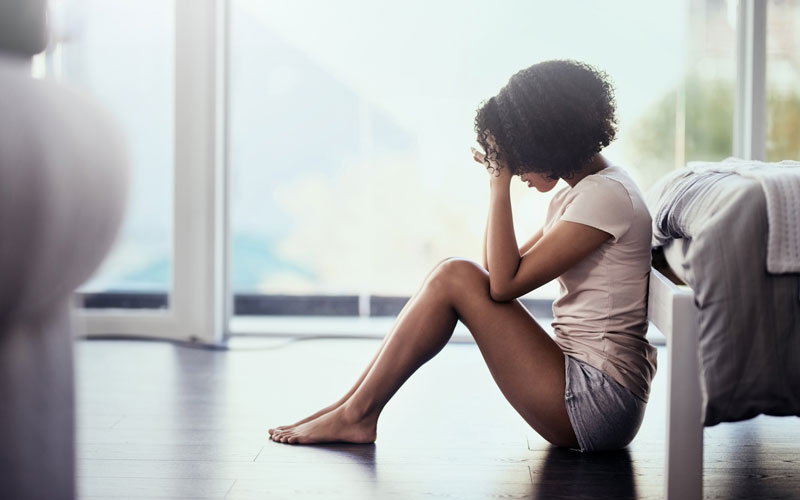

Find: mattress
<box><xmin>648</xmin><ymin>170</ymin><xmax>800</xmax><ymax>425</ymax></box>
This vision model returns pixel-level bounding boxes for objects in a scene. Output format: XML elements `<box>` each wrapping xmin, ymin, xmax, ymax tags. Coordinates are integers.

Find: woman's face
<box><xmin>520</xmin><ymin>171</ymin><xmax>559</xmax><ymax>192</ymax></box>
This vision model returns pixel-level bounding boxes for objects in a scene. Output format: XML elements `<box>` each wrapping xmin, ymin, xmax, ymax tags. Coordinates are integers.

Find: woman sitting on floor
<box><xmin>268</xmin><ymin>59</ymin><xmax>657</xmax><ymax>452</ymax></box>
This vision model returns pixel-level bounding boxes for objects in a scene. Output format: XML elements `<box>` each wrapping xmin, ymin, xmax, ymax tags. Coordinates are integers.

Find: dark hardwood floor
<box><xmin>75</xmin><ymin>336</ymin><xmax>800</xmax><ymax>499</ymax></box>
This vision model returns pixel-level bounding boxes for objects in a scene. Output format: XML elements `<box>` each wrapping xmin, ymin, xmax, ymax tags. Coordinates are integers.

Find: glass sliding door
<box><xmin>228</xmin><ymin>0</ymin><xmax>738</xmax><ymax>324</ymax></box>
<box><xmin>50</xmin><ymin>0</ymin><xmax>175</xmax><ymax>308</ymax></box>
<box><xmin>52</xmin><ymin>0</ymin><xmax>230</xmax><ymax>344</ymax></box>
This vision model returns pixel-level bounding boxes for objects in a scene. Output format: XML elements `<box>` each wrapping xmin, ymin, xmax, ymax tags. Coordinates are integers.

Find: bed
<box><xmin>646</xmin><ymin>160</ymin><xmax>800</xmax><ymax>500</ymax></box>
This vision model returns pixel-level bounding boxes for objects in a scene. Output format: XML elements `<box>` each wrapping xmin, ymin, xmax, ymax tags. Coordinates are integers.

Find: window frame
<box><xmin>734</xmin><ymin>0</ymin><xmax>767</xmax><ymax>160</ymax></box>
<box><xmin>77</xmin><ymin>0</ymin><xmax>230</xmax><ymax>345</ymax></box>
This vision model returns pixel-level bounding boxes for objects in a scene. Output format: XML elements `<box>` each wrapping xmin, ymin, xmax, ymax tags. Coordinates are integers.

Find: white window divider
<box><xmin>77</xmin><ymin>0</ymin><xmax>230</xmax><ymax>345</ymax></box>
<box><xmin>734</xmin><ymin>0</ymin><xmax>767</xmax><ymax>161</ymax></box>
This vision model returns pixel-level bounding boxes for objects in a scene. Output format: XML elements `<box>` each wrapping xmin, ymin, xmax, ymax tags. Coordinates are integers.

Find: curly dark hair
<box><xmin>474</xmin><ymin>60</ymin><xmax>617</xmax><ymax>180</ymax></box>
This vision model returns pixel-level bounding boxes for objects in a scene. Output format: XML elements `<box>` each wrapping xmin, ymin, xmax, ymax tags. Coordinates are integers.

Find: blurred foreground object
<box><xmin>0</xmin><ymin>0</ymin><xmax>48</xmax><ymax>56</ymax></box>
<box><xmin>0</xmin><ymin>1</ymin><xmax>128</xmax><ymax>498</ymax></box>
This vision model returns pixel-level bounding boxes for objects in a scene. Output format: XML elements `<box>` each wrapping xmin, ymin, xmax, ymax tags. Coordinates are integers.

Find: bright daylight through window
<box><xmin>41</xmin><ymin>0</ymin><xmax>799</xmax><ymax>316</ymax></box>
<box><xmin>42</xmin><ymin>0</ymin><xmax>175</xmax><ymax>300</ymax></box>
<box><xmin>229</xmin><ymin>0</ymin><xmax>740</xmax><ymax>306</ymax></box>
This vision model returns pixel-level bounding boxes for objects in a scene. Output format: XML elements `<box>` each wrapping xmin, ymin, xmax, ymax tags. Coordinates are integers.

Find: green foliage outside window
<box><xmin>767</xmin><ymin>91</ymin><xmax>800</xmax><ymax>162</ymax></box>
<box><xmin>629</xmin><ymin>73</ymin><xmax>800</xmax><ymax>188</ymax></box>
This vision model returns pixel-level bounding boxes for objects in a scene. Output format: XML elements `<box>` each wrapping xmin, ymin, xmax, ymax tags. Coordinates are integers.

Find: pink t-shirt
<box><xmin>544</xmin><ymin>165</ymin><xmax>657</xmax><ymax>402</ymax></box>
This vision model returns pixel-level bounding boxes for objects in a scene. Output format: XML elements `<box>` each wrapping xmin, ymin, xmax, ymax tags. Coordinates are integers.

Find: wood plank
<box><xmin>78</xmin><ymin>459</ymin><xmax>532</xmax><ymax>484</ymax></box>
<box><xmin>77</xmin><ymin>425</ymin><xmax>531</xmax><ymax>451</ymax></box>
<box><xmin>78</xmin><ymin>443</ymin><xmax>261</xmax><ymax>462</ymax></box>
<box><xmin>78</xmin><ymin>478</ymin><xmax>234</xmax><ymax>499</ymax></box>
<box><xmin>76</xmin><ymin>414</ymin><xmax>125</xmax><ymax>429</ymax></box>
<box><xmin>225</xmin><ymin>478</ymin><xmax>538</xmax><ymax>500</ymax></box>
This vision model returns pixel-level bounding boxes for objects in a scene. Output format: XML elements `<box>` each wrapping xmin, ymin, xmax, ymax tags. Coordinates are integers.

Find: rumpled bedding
<box><xmin>646</xmin><ymin>164</ymin><xmax>800</xmax><ymax>426</ymax></box>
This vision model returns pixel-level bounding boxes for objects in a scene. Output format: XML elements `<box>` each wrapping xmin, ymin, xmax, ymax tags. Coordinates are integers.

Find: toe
<box><xmin>269</xmin><ymin>425</ymin><xmax>292</xmax><ymax>437</ymax></box>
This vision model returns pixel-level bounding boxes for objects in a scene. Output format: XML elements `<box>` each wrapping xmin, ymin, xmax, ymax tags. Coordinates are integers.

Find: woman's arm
<box><xmin>476</xmin><ymin>146</ymin><xmax>542</xmax><ymax>272</ymax></box>
<box><xmin>482</xmin><ymin>215</ymin><xmax>489</xmax><ymax>271</ymax></box>
<box><xmin>485</xmin><ymin>172</ymin><xmax>521</xmax><ymax>297</ymax></box>
<box><xmin>486</xmin><ymin>172</ymin><xmax>612</xmax><ymax>302</ymax></box>
<box><xmin>518</xmin><ymin>227</ymin><xmax>544</xmax><ymax>255</ymax></box>
<box><xmin>473</xmin><ymin>145</ymin><xmax>603</xmax><ymax>296</ymax></box>
<box><xmin>484</xmin><ymin>213</ymin><xmax>543</xmax><ymax>271</ymax></box>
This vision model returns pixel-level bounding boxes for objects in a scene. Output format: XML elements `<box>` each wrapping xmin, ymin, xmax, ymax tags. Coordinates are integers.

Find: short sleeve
<box><xmin>559</xmin><ymin>178</ymin><xmax>633</xmax><ymax>241</ymax></box>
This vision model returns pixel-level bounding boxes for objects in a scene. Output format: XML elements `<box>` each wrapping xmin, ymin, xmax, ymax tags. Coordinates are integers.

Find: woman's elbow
<box><xmin>489</xmin><ymin>278</ymin><xmax>541</xmax><ymax>302</ymax></box>
<box><xmin>489</xmin><ymin>283</ymin><xmax>514</xmax><ymax>302</ymax></box>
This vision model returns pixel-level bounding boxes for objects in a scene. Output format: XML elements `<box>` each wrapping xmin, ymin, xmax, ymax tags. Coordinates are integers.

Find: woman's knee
<box><xmin>426</xmin><ymin>258</ymin><xmax>488</xmax><ymax>294</ymax></box>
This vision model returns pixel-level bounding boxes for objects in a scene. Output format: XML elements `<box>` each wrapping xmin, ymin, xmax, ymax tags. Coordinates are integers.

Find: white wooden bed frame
<box><xmin>648</xmin><ymin>267</ymin><xmax>703</xmax><ymax>500</ymax></box>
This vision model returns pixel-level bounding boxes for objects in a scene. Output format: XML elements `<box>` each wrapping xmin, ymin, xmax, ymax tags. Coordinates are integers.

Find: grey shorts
<box><xmin>564</xmin><ymin>355</ymin><xmax>647</xmax><ymax>452</ymax></box>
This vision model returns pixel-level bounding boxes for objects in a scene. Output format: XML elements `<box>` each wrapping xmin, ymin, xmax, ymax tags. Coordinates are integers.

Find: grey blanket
<box><xmin>647</xmin><ymin>169</ymin><xmax>800</xmax><ymax>425</ymax></box>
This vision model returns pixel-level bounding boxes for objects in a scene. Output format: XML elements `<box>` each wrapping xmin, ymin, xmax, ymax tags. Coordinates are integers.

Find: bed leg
<box><xmin>665</xmin><ymin>295</ymin><xmax>703</xmax><ymax>500</ymax></box>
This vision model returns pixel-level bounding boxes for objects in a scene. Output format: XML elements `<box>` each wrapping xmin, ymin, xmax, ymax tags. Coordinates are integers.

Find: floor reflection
<box><xmin>296</xmin><ymin>443</ymin><xmax>378</xmax><ymax>497</ymax></box>
<box><xmin>529</xmin><ymin>446</ymin><xmax>638</xmax><ymax>500</ymax></box>
<box><xmin>312</xmin><ymin>442</ymin><xmax>378</xmax><ymax>475</ymax></box>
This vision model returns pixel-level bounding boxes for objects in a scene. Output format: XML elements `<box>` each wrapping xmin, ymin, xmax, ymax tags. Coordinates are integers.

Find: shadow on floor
<box><xmin>529</xmin><ymin>447</ymin><xmax>638</xmax><ymax>499</ymax></box>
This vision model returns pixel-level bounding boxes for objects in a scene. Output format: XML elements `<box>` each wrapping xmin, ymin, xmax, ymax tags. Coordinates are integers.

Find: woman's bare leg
<box><xmin>268</xmin><ymin>336</ymin><xmax>389</xmax><ymax>433</ymax></box>
<box><xmin>268</xmin><ymin>264</ymin><xmax>444</xmax><ymax>433</ymax></box>
<box><xmin>269</xmin><ymin>259</ymin><xmax>577</xmax><ymax>448</ymax></box>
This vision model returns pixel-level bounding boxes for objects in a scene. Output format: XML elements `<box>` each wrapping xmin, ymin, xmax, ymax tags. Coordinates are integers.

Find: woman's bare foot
<box><xmin>268</xmin><ymin>329</ymin><xmax>394</xmax><ymax>436</ymax></box>
<box><xmin>268</xmin><ymin>401</ymin><xmax>342</xmax><ymax>435</ymax></box>
<box><xmin>269</xmin><ymin>405</ymin><xmax>377</xmax><ymax>445</ymax></box>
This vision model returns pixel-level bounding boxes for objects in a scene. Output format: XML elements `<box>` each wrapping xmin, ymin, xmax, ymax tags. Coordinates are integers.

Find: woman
<box><xmin>268</xmin><ymin>60</ymin><xmax>657</xmax><ymax>452</ymax></box>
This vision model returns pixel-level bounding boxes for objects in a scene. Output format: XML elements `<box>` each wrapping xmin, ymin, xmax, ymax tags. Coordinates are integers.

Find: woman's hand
<box><xmin>471</xmin><ymin>147</ymin><xmax>512</xmax><ymax>186</ymax></box>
